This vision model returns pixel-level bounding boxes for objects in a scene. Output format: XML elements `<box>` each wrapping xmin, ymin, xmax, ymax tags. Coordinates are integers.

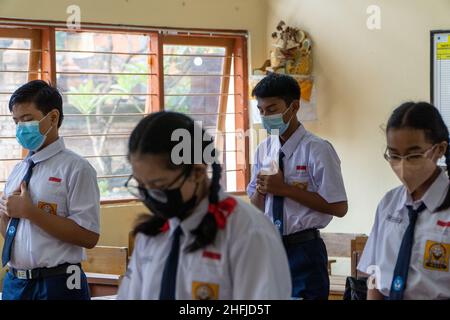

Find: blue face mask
<box><xmin>16</xmin><ymin>114</ymin><xmax>53</xmax><ymax>151</ymax></box>
<box><xmin>261</xmin><ymin>105</ymin><xmax>294</xmax><ymax>135</ymax></box>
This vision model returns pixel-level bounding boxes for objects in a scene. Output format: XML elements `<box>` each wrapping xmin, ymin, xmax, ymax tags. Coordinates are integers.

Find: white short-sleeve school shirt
<box><xmin>117</xmin><ymin>191</ymin><xmax>292</xmax><ymax>300</ymax></box>
<box><xmin>247</xmin><ymin>125</ymin><xmax>347</xmax><ymax>235</ymax></box>
<box><xmin>3</xmin><ymin>138</ymin><xmax>100</xmax><ymax>270</ymax></box>
<box><xmin>358</xmin><ymin>170</ymin><xmax>450</xmax><ymax>299</ymax></box>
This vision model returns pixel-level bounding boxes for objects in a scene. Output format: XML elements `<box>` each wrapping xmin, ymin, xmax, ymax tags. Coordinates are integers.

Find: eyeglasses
<box><xmin>383</xmin><ymin>145</ymin><xmax>437</xmax><ymax>164</ymax></box>
<box><xmin>124</xmin><ymin>168</ymin><xmax>190</xmax><ymax>202</ymax></box>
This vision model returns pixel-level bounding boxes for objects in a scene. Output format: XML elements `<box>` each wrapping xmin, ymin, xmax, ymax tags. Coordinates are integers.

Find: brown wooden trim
<box><xmin>99</xmin><ymin>192</ymin><xmax>248</xmax><ymax>206</ymax></box>
<box><xmin>228</xmin><ymin>191</ymin><xmax>248</xmax><ymax>197</ymax></box>
<box><xmin>163</xmin><ymin>35</ymin><xmax>238</xmax><ymax>47</ymax></box>
<box><xmin>217</xmin><ymin>39</ymin><xmax>235</xmax><ymax>133</ymax></box>
<box><xmin>0</xmin><ymin>17</ymin><xmax>248</xmax><ymax>37</ymax></box>
<box><xmin>149</xmin><ymin>32</ymin><xmax>164</xmax><ymax>111</ymax></box>
<box><xmin>233</xmin><ymin>36</ymin><xmax>250</xmax><ymax>191</ymax></box>
<box><xmin>41</xmin><ymin>27</ymin><xmax>56</xmax><ymax>84</ymax></box>
<box><xmin>100</xmin><ymin>198</ymin><xmax>140</xmax><ymax>206</ymax></box>
<box><xmin>0</xmin><ymin>28</ymin><xmax>39</xmax><ymax>38</ymax></box>
<box><xmin>28</xmin><ymin>30</ymin><xmax>42</xmax><ymax>82</ymax></box>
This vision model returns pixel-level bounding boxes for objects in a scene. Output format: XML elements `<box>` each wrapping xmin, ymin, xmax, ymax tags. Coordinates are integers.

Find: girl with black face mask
<box><xmin>117</xmin><ymin>111</ymin><xmax>291</xmax><ymax>300</ymax></box>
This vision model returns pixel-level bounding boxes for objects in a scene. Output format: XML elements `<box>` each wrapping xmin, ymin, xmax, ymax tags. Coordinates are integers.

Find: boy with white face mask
<box><xmin>0</xmin><ymin>80</ymin><xmax>100</xmax><ymax>300</ymax></box>
<box><xmin>247</xmin><ymin>73</ymin><xmax>348</xmax><ymax>299</ymax></box>
<box><xmin>358</xmin><ymin>102</ymin><xmax>450</xmax><ymax>300</ymax></box>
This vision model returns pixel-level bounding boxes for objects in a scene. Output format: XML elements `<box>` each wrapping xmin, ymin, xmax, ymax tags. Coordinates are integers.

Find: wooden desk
<box><xmin>327</xmin><ymin>259</ymin><xmax>337</xmax><ymax>275</ymax></box>
<box><xmin>329</xmin><ymin>275</ymin><xmax>346</xmax><ymax>300</ymax></box>
<box><xmin>86</xmin><ymin>272</ymin><xmax>121</xmax><ymax>298</ymax></box>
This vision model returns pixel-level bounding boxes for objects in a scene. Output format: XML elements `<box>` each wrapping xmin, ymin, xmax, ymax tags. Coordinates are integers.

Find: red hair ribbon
<box><xmin>208</xmin><ymin>197</ymin><xmax>237</xmax><ymax>229</ymax></box>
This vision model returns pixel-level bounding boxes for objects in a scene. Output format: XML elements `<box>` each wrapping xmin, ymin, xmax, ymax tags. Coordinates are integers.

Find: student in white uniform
<box><xmin>0</xmin><ymin>80</ymin><xmax>100</xmax><ymax>300</ymax></box>
<box><xmin>117</xmin><ymin>111</ymin><xmax>291</xmax><ymax>300</ymax></box>
<box><xmin>247</xmin><ymin>73</ymin><xmax>348</xmax><ymax>299</ymax></box>
<box><xmin>358</xmin><ymin>102</ymin><xmax>450</xmax><ymax>300</ymax></box>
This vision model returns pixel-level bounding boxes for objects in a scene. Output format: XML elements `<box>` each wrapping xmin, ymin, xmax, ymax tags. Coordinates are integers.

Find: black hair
<box><xmin>252</xmin><ymin>72</ymin><xmax>301</xmax><ymax>107</ymax></box>
<box><xmin>386</xmin><ymin>101</ymin><xmax>450</xmax><ymax>211</ymax></box>
<box><xmin>129</xmin><ymin>111</ymin><xmax>222</xmax><ymax>252</ymax></box>
<box><xmin>9</xmin><ymin>80</ymin><xmax>64</xmax><ymax>128</ymax></box>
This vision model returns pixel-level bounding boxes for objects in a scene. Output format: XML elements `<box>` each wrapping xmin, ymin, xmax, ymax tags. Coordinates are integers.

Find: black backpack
<box><xmin>343</xmin><ymin>277</ymin><xmax>368</xmax><ymax>300</ymax></box>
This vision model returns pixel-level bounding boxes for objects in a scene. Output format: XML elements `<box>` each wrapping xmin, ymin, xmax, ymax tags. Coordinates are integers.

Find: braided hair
<box><xmin>129</xmin><ymin>111</ymin><xmax>222</xmax><ymax>252</ymax></box>
<box><xmin>386</xmin><ymin>102</ymin><xmax>450</xmax><ymax>211</ymax></box>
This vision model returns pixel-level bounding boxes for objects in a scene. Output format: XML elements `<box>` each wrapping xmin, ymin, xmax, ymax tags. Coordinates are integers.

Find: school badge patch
<box><xmin>38</xmin><ymin>201</ymin><xmax>58</xmax><ymax>215</ymax></box>
<box><xmin>192</xmin><ymin>282</ymin><xmax>219</xmax><ymax>300</ymax></box>
<box><xmin>423</xmin><ymin>240</ymin><xmax>449</xmax><ymax>272</ymax></box>
<box><xmin>291</xmin><ymin>181</ymin><xmax>308</xmax><ymax>190</ymax></box>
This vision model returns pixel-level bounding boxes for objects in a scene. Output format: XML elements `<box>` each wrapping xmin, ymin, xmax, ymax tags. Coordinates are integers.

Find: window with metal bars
<box><xmin>0</xmin><ymin>28</ymin><xmax>42</xmax><ymax>194</ymax></box>
<box><xmin>0</xmin><ymin>23</ymin><xmax>249</xmax><ymax>202</ymax></box>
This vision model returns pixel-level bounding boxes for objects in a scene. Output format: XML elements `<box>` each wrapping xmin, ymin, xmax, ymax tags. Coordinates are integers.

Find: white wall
<box><xmin>267</xmin><ymin>0</ymin><xmax>450</xmax><ymax>235</ymax></box>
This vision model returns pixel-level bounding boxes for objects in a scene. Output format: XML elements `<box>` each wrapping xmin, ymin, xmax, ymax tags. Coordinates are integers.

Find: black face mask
<box><xmin>142</xmin><ymin>169</ymin><xmax>199</xmax><ymax>220</ymax></box>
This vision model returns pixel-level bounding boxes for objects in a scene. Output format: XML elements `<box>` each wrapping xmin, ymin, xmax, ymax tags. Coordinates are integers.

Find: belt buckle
<box><xmin>16</xmin><ymin>269</ymin><xmax>32</xmax><ymax>280</ymax></box>
<box><xmin>16</xmin><ymin>270</ymin><xmax>28</xmax><ymax>280</ymax></box>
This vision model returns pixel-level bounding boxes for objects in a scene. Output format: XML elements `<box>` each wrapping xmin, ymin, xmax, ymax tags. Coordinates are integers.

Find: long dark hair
<box><xmin>386</xmin><ymin>101</ymin><xmax>450</xmax><ymax>211</ymax></box>
<box><xmin>129</xmin><ymin>111</ymin><xmax>222</xmax><ymax>252</ymax></box>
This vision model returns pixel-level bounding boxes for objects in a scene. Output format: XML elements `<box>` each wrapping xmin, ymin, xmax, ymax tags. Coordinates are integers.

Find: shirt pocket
<box><xmin>416</xmin><ymin>229</ymin><xmax>450</xmax><ymax>274</ymax></box>
<box><xmin>287</xmin><ymin>173</ymin><xmax>313</xmax><ymax>192</ymax></box>
<box><xmin>187</xmin><ymin>251</ymin><xmax>230</xmax><ymax>300</ymax></box>
<box><xmin>44</xmin><ymin>180</ymin><xmax>68</xmax><ymax>214</ymax></box>
<box><xmin>44</xmin><ymin>179</ymin><xmax>66</xmax><ymax>197</ymax></box>
<box><xmin>36</xmin><ymin>189</ymin><xmax>67</xmax><ymax>217</ymax></box>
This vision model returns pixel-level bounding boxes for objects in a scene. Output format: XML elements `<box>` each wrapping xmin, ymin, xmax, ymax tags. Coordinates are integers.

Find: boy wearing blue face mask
<box><xmin>247</xmin><ymin>73</ymin><xmax>348</xmax><ymax>300</ymax></box>
<box><xmin>0</xmin><ymin>80</ymin><xmax>100</xmax><ymax>300</ymax></box>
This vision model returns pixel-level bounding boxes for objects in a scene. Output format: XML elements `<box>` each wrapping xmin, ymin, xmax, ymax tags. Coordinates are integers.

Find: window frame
<box><xmin>0</xmin><ymin>20</ymin><xmax>250</xmax><ymax>204</ymax></box>
<box><xmin>0</xmin><ymin>27</ymin><xmax>46</xmax><ymax>176</ymax></box>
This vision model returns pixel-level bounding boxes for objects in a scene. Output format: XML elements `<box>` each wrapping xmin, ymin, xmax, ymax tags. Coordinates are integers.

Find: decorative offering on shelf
<box><xmin>254</xmin><ymin>21</ymin><xmax>312</xmax><ymax>75</ymax></box>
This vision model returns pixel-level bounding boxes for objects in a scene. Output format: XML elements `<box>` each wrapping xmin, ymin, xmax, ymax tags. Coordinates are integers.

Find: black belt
<box><xmin>282</xmin><ymin>229</ymin><xmax>320</xmax><ymax>247</ymax></box>
<box><xmin>9</xmin><ymin>263</ymin><xmax>81</xmax><ymax>280</ymax></box>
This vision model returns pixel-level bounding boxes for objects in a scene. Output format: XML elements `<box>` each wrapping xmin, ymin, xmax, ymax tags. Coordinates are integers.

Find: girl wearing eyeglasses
<box><xmin>358</xmin><ymin>102</ymin><xmax>450</xmax><ymax>300</ymax></box>
<box><xmin>117</xmin><ymin>111</ymin><xmax>292</xmax><ymax>300</ymax></box>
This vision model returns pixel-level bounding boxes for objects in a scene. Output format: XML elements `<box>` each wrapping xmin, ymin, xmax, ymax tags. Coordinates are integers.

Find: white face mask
<box><xmin>389</xmin><ymin>145</ymin><xmax>438</xmax><ymax>193</ymax></box>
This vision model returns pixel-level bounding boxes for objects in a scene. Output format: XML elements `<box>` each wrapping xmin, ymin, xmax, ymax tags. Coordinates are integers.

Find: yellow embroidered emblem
<box><xmin>423</xmin><ymin>240</ymin><xmax>449</xmax><ymax>272</ymax></box>
<box><xmin>192</xmin><ymin>282</ymin><xmax>219</xmax><ymax>300</ymax></box>
<box><xmin>291</xmin><ymin>181</ymin><xmax>308</xmax><ymax>190</ymax></box>
<box><xmin>38</xmin><ymin>201</ymin><xmax>58</xmax><ymax>215</ymax></box>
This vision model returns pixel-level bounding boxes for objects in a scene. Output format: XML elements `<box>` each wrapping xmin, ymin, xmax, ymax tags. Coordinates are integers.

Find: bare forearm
<box><xmin>280</xmin><ymin>185</ymin><xmax>348</xmax><ymax>217</ymax></box>
<box><xmin>28</xmin><ymin>207</ymin><xmax>99</xmax><ymax>248</ymax></box>
<box><xmin>250</xmin><ymin>191</ymin><xmax>265</xmax><ymax>211</ymax></box>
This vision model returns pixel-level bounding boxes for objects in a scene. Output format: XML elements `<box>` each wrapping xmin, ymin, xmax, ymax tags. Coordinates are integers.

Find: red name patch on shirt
<box><xmin>202</xmin><ymin>251</ymin><xmax>221</xmax><ymax>261</ymax></box>
<box><xmin>296</xmin><ymin>165</ymin><xmax>307</xmax><ymax>172</ymax></box>
<box><xmin>49</xmin><ymin>177</ymin><xmax>62</xmax><ymax>183</ymax></box>
<box><xmin>437</xmin><ymin>220</ymin><xmax>450</xmax><ymax>227</ymax></box>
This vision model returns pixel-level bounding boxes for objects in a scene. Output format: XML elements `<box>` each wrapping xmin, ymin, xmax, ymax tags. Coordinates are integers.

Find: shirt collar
<box><xmin>168</xmin><ymin>189</ymin><xmax>227</xmax><ymax>237</ymax></box>
<box><xmin>30</xmin><ymin>137</ymin><xmax>65</xmax><ymax>164</ymax></box>
<box><xmin>395</xmin><ymin>169</ymin><xmax>449</xmax><ymax>213</ymax></box>
<box><xmin>280</xmin><ymin>124</ymin><xmax>307</xmax><ymax>160</ymax></box>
